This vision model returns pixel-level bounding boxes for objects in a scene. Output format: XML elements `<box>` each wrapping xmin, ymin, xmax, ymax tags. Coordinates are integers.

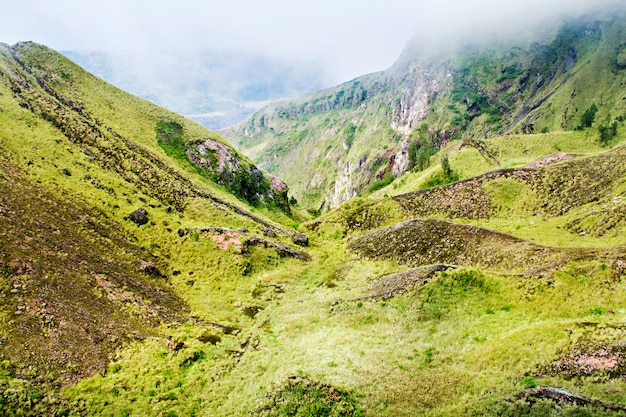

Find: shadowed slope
<box><xmin>0</xmin><ymin>157</ymin><xmax>187</xmax><ymax>383</ymax></box>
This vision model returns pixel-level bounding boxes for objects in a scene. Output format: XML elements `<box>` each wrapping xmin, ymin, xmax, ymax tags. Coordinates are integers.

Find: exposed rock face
<box><xmin>389</xmin><ymin>62</ymin><xmax>450</xmax><ymax>135</ymax></box>
<box><xmin>329</xmin><ymin>162</ymin><xmax>358</xmax><ymax>208</ymax></box>
<box><xmin>127</xmin><ymin>208</ymin><xmax>149</xmax><ymax>225</ymax></box>
<box><xmin>187</xmin><ymin>137</ymin><xmax>290</xmax><ymax>213</ymax></box>
<box><xmin>192</xmin><ymin>138</ymin><xmax>241</xmax><ymax>174</ymax></box>
<box><xmin>224</xmin><ymin>55</ymin><xmax>450</xmax><ymax>210</ymax></box>
<box><xmin>392</xmin><ymin>138</ymin><xmax>410</xmax><ymax>177</ymax></box>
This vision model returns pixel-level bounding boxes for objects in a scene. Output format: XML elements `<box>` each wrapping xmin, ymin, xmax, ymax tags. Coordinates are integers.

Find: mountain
<box><xmin>0</xmin><ymin>40</ymin><xmax>307</xmax><ymax>412</ymax></box>
<box><xmin>62</xmin><ymin>50</ymin><xmax>326</xmax><ymax>130</ymax></box>
<box><xmin>223</xmin><ymin>6</ymin><xmax>626</xmax><ymax>211</ymax></box>
<box><xmin>2</xmin><ymin>11</ymin><xmax>626</xmax><ymax>416</ymax></box>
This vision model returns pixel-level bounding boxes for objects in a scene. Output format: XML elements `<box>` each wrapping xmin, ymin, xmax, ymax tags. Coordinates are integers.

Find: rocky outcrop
<box><xmin>147</xmin><ymin>121</ymin><xmax>289</xmax><ymax>216</ymax></box>
<box><xmin>126</xmin><ymin>207</ymin><xmax>149</xmax><ymax>225</ymax></box>
<box><xmin>291</xmin><ymin>232</ymin><xmax>309</xmax><ymax>247</ymax></box>
<box><xmin>362</xmin><ymin>264</ymin><xmax>458</xmax><ymax>300</ymax></box>
<box><xmin>181</xmin><ymin>227</ymin><xmax>311</xmax><ymax>261</ymax></box>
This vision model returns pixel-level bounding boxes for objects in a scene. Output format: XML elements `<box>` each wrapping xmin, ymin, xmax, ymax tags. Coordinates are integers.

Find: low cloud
<box><xmin>2</xmin><ymin>0</ymin><xmax>623</xmax><ymax>86</ymax></box>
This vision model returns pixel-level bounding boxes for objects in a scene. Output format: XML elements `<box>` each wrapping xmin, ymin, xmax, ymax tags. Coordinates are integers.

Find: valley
<box><xmin>0</xmin><ymin>6</ymin><xmax>626</xmax><ymax>417</ymax></box>
<box><xmin>62</xmin><ymin>50</ymin><xmax>325</xmax><ymax>130</ymax></box>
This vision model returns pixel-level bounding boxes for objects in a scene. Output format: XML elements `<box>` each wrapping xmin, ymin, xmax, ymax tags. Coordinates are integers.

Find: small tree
<box><xmin>579</xmin><ymin>103</ymin><xmax>598</xmax><ymax>129</ymax></box>
<box><xmin>441</xmin><ymin>154</ymin><xmax>453</xmax><ymax>179</ymax></box>
<box><xmin>407</xmin><ymin>140</ymin><xmax>418</xmax><ymax>171</ymax></box>
<box><xmin>598</xmin><ymin>121</ymin><xmax>618</xmax><ymax>146</ymax></box>
<box><xmin>441</xmin><ymin>154</ymin><xmax>459</xmax><ymax>183</ymax></box>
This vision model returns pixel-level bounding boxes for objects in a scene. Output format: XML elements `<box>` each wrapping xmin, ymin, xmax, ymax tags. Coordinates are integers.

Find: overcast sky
<box><xmin>1</xmin><ymin>0</ymin><xmax>622</xmax><ymax>84</ymax></box>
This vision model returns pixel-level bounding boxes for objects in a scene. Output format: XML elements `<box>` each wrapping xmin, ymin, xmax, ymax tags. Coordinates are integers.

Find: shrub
<box><xmin>253</xmin><ymin>375</ymin><xmax>363</xmax><ymax>417</ymax></box>
<box><xmin>422</xmin><ymin>154</ymin><xmax>459</xmax><ymax>189</ymax></box>
<box><xmin>598</xmin><ymin>121</ymin><xmax>618</xmax><ymax>146</ymax></box>
<box><xmin>367</xmin><ymin>172</ymin><xmax>395</xmax><ymax>193</ymax></box>
<box><xmin>578</xmin><ymin>103</ymin><xmax>598</xmax><ymax>129</ymax></box>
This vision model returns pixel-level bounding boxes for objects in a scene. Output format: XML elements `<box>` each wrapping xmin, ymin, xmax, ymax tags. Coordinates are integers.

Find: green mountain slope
<box><xmin>223</xmin><ymin>7</ymin><xmax>626</xmax><ymax>211</ymax></box>
<box><xmin>0</xmin><ymin>41</ymin><xmax>309</xmax><ymax>414</ymax></box>
<box><xmin>1</xmin><ymin>42</ymin><xmax>292</xmax><ymax>214</ymax></box>
<box><xmin>2</xmin><ymin>29</ymin><xmax>626</xmax><ymax>417</ymax></box>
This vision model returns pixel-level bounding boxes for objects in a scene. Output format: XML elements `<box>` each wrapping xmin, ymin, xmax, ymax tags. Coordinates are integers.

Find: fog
<box><xmin>2</xmin><ymin>0</ymin><xmax>622</xmax><ymax>127</ymax></box>
<box><xmin>3</xmin><ymin>0</ymin><xmax>622</xmax><ymax>84</ymax></box>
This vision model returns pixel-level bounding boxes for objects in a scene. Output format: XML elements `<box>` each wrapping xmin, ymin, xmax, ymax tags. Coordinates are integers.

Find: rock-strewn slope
<box><xmin>0</xmin><ymin>157</ymin><xmax>187</xmax><ymax>383</ymax></box>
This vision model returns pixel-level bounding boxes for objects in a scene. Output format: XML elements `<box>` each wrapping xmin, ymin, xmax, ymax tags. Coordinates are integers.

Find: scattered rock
<box><xmin>291</xmin><ymin>232</ymin><xmax>309</xmax><ymax>247</ymax></box>
<box><xmin>186</xmin><ymin>280</ymin><xmax>195</xmax><ymax>286</ymax></box>
<box><xmin>185</xmin><ymin>226</ymin><xmax>311</xmax><ymax>261</ymax></box>
<box><xmin>177</xmin><ymin>228</ymin><xmax>186</xmax><ymax>237</ymax></box>
<box><xmin>62</xmin><ymin>168</ymin><xmax>71</xmax><ymax>176</ymax></box>
<box><xmin>138</xmin><ymin>261</ymin><xmax>160</xmax><ymax>276</ymax></box>
<box><xmin>517</xmin><ymin>387</ymin><xmax>588</xmax><ymax>407</ymax></box>
<box><xmin>263</xmin><ymin>228</ymin><xmax>277</xmax><ymax>238</ymax></box>
<box><xmin>126</xmin><ymin>208</ymin><xmax>149</xmax><ymax>226</ymax></box>
<box><xmin>164</xmin><ymin>337</ymin><xmax>185</xmax><ymax>351</ymax></box>
<box><xmin>242</xmin><ymin>305</ymin><xmax>263</xmax><ymax>318</ymax></box>
<box><xmin>198</xmin><ymin>332</ymin><xmax>221</xmax><ymax>345</ymax></box>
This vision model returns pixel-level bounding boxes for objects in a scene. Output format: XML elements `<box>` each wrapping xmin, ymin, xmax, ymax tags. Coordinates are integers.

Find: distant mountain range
<box><xmin>62</xmin><ymin>49</ymin><xmax>326</xmax><ymax>129</ymax></box>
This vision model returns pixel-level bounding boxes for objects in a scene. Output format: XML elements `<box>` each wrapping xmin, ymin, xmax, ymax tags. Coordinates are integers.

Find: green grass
<box><xmin>3</xmin><ymin>21</ymin><xmax>626</xmax><ymax>417</ymax></box>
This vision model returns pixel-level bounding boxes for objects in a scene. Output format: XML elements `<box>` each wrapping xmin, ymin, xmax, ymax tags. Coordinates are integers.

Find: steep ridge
<box><xmin>0</xmin><ymin>42</ymin><xmax>314</xmax><ymax>415</ymax></box>
<box><xmin>1</xmin><ymin>42</ymin><xmax>292</xmax><ymax>219</ymax></box>
<box><xmin>224</xmin><ymin>7</ymin><xmax>626</xmax><ymax>210</ymax></box>
<box><xmin>349</xmin><ymin>218</ymin><xmax>616</xmax><ymax>276</ymax></box>
<box><xmin>223</xmin><ymin>56</ymin><xmax>451</xmax><ymax>210</ymax></box>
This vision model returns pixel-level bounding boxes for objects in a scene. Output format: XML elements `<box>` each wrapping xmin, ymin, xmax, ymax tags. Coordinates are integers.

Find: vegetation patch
<box><xmin>156</xmin><ymin>119</ymin><xmax>188</xmax><ymax>165</ymax></box>
<box><xmin>253</xmin><ymin>375</ymin><xmax>364</xmax><ymax>417</ymax></box>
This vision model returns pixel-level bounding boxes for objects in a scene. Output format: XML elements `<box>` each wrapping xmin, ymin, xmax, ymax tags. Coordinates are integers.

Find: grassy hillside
<box><xmin>2</xmin><ymin>33</ymin><xmax>626</xmax><ymax>417</ymax></box>
<box><xmin>223</xmin><ymin>6</ymin><xmax>626</xmax><ymax>212</ymax></box>
<box><xmin>0</xmin><ymin>41</ymin><xmax>308</xmax><ymax>415</ymax></box>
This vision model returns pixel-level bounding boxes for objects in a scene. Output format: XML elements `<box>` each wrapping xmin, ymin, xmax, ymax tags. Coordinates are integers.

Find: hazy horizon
<box><xmin>3</xmin><ymin>0</ymin><xmax>622</xmax><ymax>86</ymax></box>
